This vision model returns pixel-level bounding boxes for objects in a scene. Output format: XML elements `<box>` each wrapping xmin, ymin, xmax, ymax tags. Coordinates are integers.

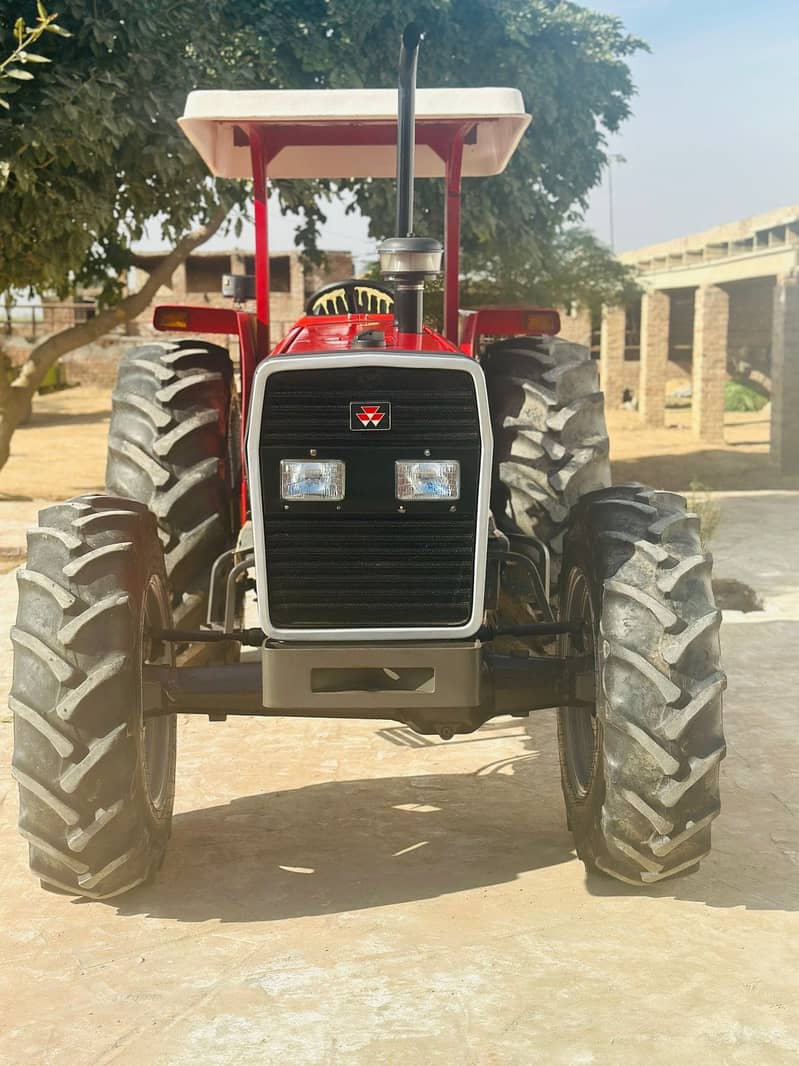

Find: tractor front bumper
<box><xmin>143</xmin><ymin>642</ymin><xmax>594</xmax><ymax>738</ymax></box>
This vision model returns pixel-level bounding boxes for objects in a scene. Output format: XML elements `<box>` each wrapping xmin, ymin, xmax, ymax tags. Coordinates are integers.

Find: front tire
<box><xmin>11</xmin><ymin>495</ymin><xmax>176</xmax><ymax>899</ymax></box>
<box><xmin>558</xmin><ymin>484</ymin><xmax>726</xmax><ymax>884</ymax></box>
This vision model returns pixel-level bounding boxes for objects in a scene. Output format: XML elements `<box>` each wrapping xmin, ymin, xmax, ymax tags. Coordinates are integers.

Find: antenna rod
<box><xmin>396</xmin><ymin>24</ymin><xmax>423</xmax><ymax>237</ymax></box>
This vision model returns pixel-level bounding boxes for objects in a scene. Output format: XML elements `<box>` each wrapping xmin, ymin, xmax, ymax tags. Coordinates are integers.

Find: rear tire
<box><xmin>485</xmin><ymin>336</ymin><xmax>611</xmax><ymax>579</ymax></box>
<box><xmin>557</xmin><ymin>484</ymin><xmax>726</xmax><ymax>884</ymax></box>
<box><xmin>105</xmin><ymin>339</ymin><xmax>237</xmax><ymax>631</ymax></box>
<box><xmin>11</xmin><ymin>495</ymin><xmax>176</xmax><ymax>899</ymax></box>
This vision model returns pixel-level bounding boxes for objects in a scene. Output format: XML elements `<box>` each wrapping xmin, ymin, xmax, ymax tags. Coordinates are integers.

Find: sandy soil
<box><xmin>0</xmin><ymin>386</ymin><xmax>110</xmax><ymax>501</ymax></box>
<box><xmin>1</xmin><ymin>383</ymin><xmax>798</xmax><ymax>1063</ymax></box>
<box><xmin>608</xmin><ymin>405</ymin><xmax>799</xmax><ymax>492</ymax></box>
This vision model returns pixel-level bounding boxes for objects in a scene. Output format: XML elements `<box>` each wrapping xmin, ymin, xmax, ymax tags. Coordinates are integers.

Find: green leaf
<box><xmin>0</xmin><ymin>97</ymin><xmax>10</xmax><ymax>110</ymax></box>
<box><xmin>45</xmin><ymin>23</ymin><xmax>72</xmax><ymax>38</ymax></box>
<box><xmin>14</xmin><ymin>16</ymin><xmax>25</xmax><ymax>43</ymax></box>
<box><xmin>37</xmin><ymin>0</ymin><xmax>48</xmax><ymax>20</ymax></box>
<box><xmin>5</xmin><ymin>68</ymin><xmax>35</xmax><ymax>80</ymax></box>
<box><xmin>16</xmin><ymin>52</ymin><xmax>52</xmax><ymax>64</ymax></box>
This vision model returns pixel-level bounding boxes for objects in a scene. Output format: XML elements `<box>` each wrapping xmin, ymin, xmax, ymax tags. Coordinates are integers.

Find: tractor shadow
<box><xmin>109</xmin><ymin>706</ymin><xmax>799</xmax><ymax>922</ymax></box>
<box><xmin>114</xmin><ymin>736</ymin><xmax>576</xmax><ymax>923</ymax></box>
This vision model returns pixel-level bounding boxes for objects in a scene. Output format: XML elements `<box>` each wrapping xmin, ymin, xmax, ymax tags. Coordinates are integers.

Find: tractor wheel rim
<box><xmin>561</xmin><ymin>567</ymin><xmax>599</xmax><ymax>798</ymax></box>
<box><xmin>140</xmin><ymin>575</ymin><xmax>172</xmax><ymax>817</ymax></box>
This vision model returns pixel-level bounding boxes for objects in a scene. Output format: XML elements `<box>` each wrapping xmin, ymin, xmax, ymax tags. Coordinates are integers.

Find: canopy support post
<box><xmin>249</xmin><ymin>126</ymin><xmax>270</xmax><ymax>353</ymax></box>
<box><xmin>444</xmin><ymin>127</ymin><xmax>465</xmax><ymax>345</ymax></box>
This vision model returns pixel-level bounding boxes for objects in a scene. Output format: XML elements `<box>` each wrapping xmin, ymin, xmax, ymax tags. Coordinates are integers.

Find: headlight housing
<box><xmin>280</xmin><ymin>460</ymin><xmax>345</xmax><ymax>501</ymax></box>
<box><xmin>395</xmin><ymin>460</ymin><xmax>460</xmax><ymax>501</ymax></box>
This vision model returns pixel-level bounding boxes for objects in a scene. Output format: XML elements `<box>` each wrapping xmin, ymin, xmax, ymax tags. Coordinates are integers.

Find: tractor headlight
<box><xmin>395</xmin><ymin>460</ymin><xmax>460</xmax><ymax>501</ymax></box>
<box><xmin>280</xmin><ymin>460</ymin><xmax>345</xmax><ymax>501</ymax></box>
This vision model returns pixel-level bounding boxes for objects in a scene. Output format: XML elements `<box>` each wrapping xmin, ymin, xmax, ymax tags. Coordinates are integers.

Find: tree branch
<box><xmin>0</xmin><ymin>205</ymin><xmax>228</xmax><ymax>474</ymax></box>
<box><xmin>11</xmin><ymin>204</ymin><xmax>229</xmax><ymax>394</ymax></box>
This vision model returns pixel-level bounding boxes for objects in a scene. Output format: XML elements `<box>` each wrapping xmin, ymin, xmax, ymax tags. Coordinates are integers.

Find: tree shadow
<box><xmin>613</xmin><ymin>450</ymin><xmax>799</xmax><ymax>492</ymax></box>
<box><xmin>23</xmin><ymin>407</ymin><xmax>110</xmax><ymax>430</ymax></box>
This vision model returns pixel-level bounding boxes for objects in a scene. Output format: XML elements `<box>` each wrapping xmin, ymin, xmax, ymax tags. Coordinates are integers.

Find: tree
<box><xmin>0</xmin><ymin>0</ymin><xmax>245</xmax><ymax>467</ymax></box>
<box><xmin>219</xmin><ymin>2</ymin><xmax>644</xmax><ymax>254</ymax></box>
<box><xmin>460</xmin><ymin>226</ymin><xmax>640</xmax><ymax>316</ymax></box>
<box><xmin>0</xmin><ymin>1</ymin><xmax>239</xmax><ymax>299</ymax></box>
<box><xmin>0</xmin><ymin>2</ymin><xmax>69</xmax><ymax>111</ymax></box>
<box><xmin>215</xmin><ymin>2</ymin><xmax>646</xmax><ymax>308</ymax></box>
<box><xmin>0</xmin><ymin>0</ymin><xmax>645</xmax><ymax>473</ymax></box>
<box><xmin>0</xmin><ymin>208</ymin><xmax>227</xmax><ymax>468</ymax></box>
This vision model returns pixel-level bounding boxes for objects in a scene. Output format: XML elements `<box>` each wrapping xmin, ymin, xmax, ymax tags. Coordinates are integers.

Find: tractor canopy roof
<box><xmin>179</xmin><ymin>88</ymin><xmax>530</xmax><ymax>180</ymax></box>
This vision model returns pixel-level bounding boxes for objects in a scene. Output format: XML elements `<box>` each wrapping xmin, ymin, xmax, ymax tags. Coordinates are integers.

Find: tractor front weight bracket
<box><xmin>142</xmin><ymin>643</ymin><xmax>595</xmax><ymax>739</ymax></box>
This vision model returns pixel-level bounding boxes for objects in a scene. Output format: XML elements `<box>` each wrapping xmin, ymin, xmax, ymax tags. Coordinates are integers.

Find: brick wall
<box><xmin>692</xmin><ymin>285</ymin><xmax>729</xmax><ymax>442</ymax></box>
<box><xmin>557</xmin><ymin>305</ymin><xmax>592</xmax><ymax>347</ymax></box>
<box><xmin>599</xmin><ymin>305</ymin><xmax>627</xmax><ymax>409</ymax></box>
<box><xmin>639</xmin><ymin>290</ymin><xmax>670</xmax><ymax>425</ymax></box>
<box><xmin>128</xmin><ymin>248</ymin><xmax>353</xmax><ymax>344</ymax></box>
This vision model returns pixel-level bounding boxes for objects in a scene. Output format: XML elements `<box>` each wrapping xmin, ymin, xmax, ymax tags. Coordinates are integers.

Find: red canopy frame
<box><xmin>246</xmin><ymin>120</ymin><xmax>473</xmax><ymax>350</ymax></box>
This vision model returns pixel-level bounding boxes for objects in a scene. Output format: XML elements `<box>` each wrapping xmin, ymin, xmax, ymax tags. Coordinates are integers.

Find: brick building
<box><xmin>2</xmin><ymin>248</ymin><xmax>354</xmax><ymax>385</ymax></box>
<box><xmin>598</xmin><ymin>203</ymin><xmax>799</xmax><ymax>472</ymax></box>
<box><xmin>24</xmin><ymin>248</ymin><xmax>352</xmax><ymax>386</ymax></box>
<box><xmin>128</xmin><ymin>248</ymin><xmax>354</xmax><ymax>341</ymax></box>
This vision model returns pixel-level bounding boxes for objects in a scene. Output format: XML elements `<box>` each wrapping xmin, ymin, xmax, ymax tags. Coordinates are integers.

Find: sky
<box><xmin>156</xmin><ymin>0</ymin><xmax>799</xmax><ymax>261</ymax></box>
<box><xmin>582</xmin><ymin>0</ymin><xmax>799</xmax><ymax>251</ymax></box>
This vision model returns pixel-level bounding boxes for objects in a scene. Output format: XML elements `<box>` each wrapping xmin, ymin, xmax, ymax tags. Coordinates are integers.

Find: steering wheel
<box><xmin>305</xmin><ymin>279</ymin><xmax>395</xmax><ymax>316</ymax></box>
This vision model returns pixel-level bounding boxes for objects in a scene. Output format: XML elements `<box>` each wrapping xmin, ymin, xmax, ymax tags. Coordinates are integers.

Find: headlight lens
<box><xmin>395</xmin><ymin>460</ymin><xmax>460</xmax><ymax>501</ymax></box>
<box><xmin>280</xmin><ymin>460</ymin><xmax>345</xmax><ymax>501</ymax></box>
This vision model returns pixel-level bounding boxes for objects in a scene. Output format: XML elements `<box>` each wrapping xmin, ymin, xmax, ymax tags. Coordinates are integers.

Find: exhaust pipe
<box><xmin>396</xmin><ymin>23</ymin><xmax>422</xmax><ymax>238</ymax></box>
<box><xmin>379</xmin><ymin>24</ymin><xmax>443</xmax><ymax>335</ymax></box>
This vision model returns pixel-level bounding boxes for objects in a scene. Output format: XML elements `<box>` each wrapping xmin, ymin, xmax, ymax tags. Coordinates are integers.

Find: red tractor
<box><xmin>11</xmin><ymin>28</ymin><xmax>725</xmax><ymax>898</ymax></box>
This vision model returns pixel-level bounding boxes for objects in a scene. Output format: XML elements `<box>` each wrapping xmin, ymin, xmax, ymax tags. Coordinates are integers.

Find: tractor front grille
<box><xmin>264</xmin><ymin>515</ymin><xmax>476</xmax><ymax>627</ymax></box>
<box><xmin>260</xmin><ymin>367</ymin><xmax>480</xmax><ymax>448</ymax></box>
<box><xmin>257</xmin><ymin>363</ymin><xmax>484</xmax><ymax>632</ymax></box>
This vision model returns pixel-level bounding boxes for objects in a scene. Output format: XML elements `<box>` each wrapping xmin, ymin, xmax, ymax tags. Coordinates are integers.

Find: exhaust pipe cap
<box><xmin>379</xmin><ymin>236</ymin><xmax>443</xmax><ymax>279</ymax></box>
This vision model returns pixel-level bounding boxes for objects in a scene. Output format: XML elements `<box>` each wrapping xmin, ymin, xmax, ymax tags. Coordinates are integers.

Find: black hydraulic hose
<box><xmin>396</xmin><ymin>23</ymin><xmax>423</xmax><ymax>237</ymax></box>
<box><xmin>477</xmin><ymin>622</ymin><xmax>584</xmax><ymax>641</ymax></box>
<box><xmin>151</xmin><ymin>627</ymin><xmax>265</xmax><ymax>647</ymax></box>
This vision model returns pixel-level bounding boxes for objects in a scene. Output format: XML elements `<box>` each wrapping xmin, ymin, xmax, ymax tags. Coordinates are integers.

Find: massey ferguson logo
<box><xmin>350</xmin><ymin>402</ymin><xmax>391</xmax><ymax>430</ymax></box>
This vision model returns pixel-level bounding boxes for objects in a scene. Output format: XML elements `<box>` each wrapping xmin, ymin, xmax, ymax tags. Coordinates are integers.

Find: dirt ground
<box><xmin>0</xmin><ymin>387</ymin><xmax>112</xmax><ymax>503</ymax></box>
<box><xmin>1</xmin><ymin>384</ymin><xmax>798</xmax><ymax>1064</ymax></box>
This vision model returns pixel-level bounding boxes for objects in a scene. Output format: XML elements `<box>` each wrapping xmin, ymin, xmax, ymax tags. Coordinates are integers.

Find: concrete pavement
<box><xmin>0</xmin><ymin>493</ymin><xmax>797</xmax><ymax>1065</ymax></box>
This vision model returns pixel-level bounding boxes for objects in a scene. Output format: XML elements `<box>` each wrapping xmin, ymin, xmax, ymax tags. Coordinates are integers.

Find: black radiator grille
<box><xmin>261</xmin><ymin>366</ymin><xmax>480</xmax><ymax>448</ymax></box>
<box><xmin>260</xmin><ymin>364</ymin><xmax>482</xmax><ymax>630</ymax></box>
<box><xmin>265</xmin><ymin>515</ymin><xmax>476</xmax><ymax>627</ymax></box>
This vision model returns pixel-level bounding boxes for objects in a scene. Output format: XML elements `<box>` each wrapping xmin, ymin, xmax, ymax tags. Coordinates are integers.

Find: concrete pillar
<box><xmin>771</xmin><ymin>275</ymin><xmax>799</xmax><ymax>474</ymax></box>
<box><xmin>691</xmin><ymin>284</ymin><xmax>729</xmax><ymax>443</ymax></box>
<box><xmin>639</xmin><ymin>289</ymin><xmax>670</xmax><ymax>426</ymax></box>
<box><xmin>599</xmin><ymin>304</ymin><xmax>626</xmax><ymax>410</ymax></box>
